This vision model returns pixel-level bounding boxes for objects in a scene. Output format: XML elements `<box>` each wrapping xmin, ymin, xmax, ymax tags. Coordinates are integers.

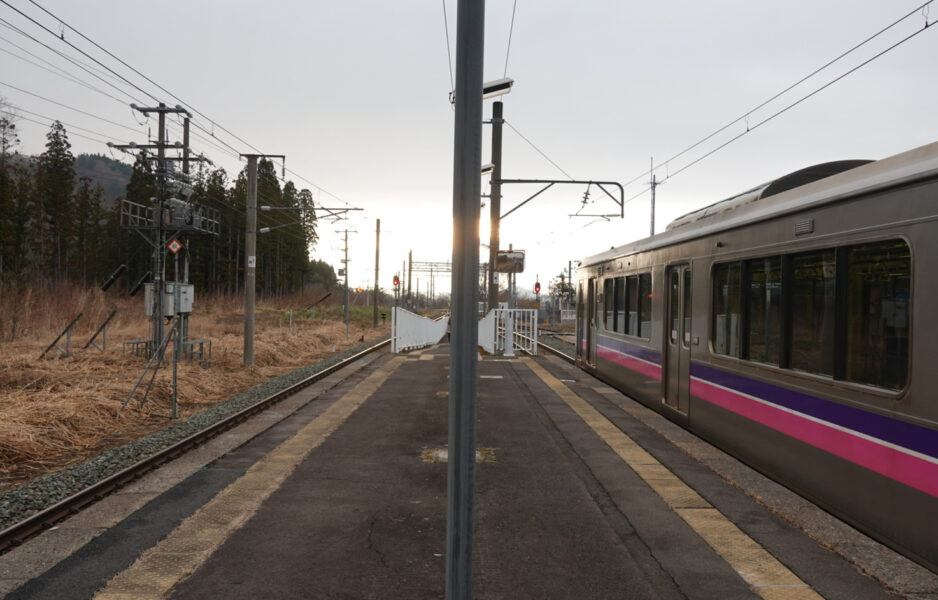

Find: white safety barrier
<box><xmin>391</xmin><ymin>307</ymin><xmax>450</xmax><ymax>353</ymax></box>
<box><xmin>478</xmin><ymin>308</ymin><xmax>538</xmax><ymax>356</ymax></box>
<box><xmin>478</xmin><ymin>310</ymin><xmax>498</xmax><ymax>354</ymax></box>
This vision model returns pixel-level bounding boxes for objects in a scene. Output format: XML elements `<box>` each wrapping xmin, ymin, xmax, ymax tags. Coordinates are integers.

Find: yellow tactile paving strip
<box><xmin>521</xmin><ymin>357</ymin><xmax>823</xmax><ymax>600</ymax></box>
<box><xmin>94</xmin><ymin>356</ymin><xmax>405</xmax><ymax>600</ymax></box>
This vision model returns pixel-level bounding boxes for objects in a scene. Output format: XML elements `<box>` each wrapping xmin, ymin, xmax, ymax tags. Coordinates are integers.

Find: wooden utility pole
<box><xmin>240</xmin><ymin>153</ymin><xmax>286</xmax><ymax>366</ymax></box>
<box><xmin>343</xmin><ymin>229</ymin><xmax>350</xmax><ymax>339</ymax></box>
<box><xmin>373</xmin><ymin>219</ymin><xmax>380</xmax><ymax>328</ymax></box>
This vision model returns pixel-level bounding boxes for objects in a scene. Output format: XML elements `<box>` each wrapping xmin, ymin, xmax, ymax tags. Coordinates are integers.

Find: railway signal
<box><xmin>534</xmin><ymin>281</ymin><xmax>540</xmax><ymax>294</ymax></box>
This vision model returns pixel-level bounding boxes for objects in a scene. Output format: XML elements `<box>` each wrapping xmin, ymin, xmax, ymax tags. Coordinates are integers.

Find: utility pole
<box><xmin>111</xmin><ymin>102</ymin><xmax>218</xmax><ymax>416</ymax></box>
<box><xmin>343</xmin><ymin>229</ymin><xmax>350</xmax><ymax>339</ymax></box>
<box><xmin>650</xmin><ymin>157</ymin><xmax>657</xmax><ymax>237</ymax></box>
<box><xmin>240</xmin><ymin>153</ymin><xmax>286</xmax><ymax>366</ymax></box>
<box><xmin>373</xmin><ymin>219</ymin><xmax>380</xmax><ymax>328</ymax></box>
<box><xmin>407</xmin><ymin>249</ymin><xmax>413</xmax><ymax>310</ymax></box>
<box><xmin>447</xmin><ymin>0</ymin><xmax>484</xmax><ymax>596</ymax></box>
<box><xmin>112</xmin><ymin>103</ymin><xmax>190</xmax><ymax>353</ymax></box>
<box><xmin>180</xmin><ymin>117</ymin><xmax>191</xmax><ymax>348</ymax></box>
<box><xmin>487</xmin><ymin>101</ymin><xmax>503</xmax><ymax>312</ymax></box>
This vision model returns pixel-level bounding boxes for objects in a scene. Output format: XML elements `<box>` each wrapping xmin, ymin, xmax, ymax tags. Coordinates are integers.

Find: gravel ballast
<box><xmin>0</xmin><ymin>337</ymin><xmax>388</xmax><ymax>533</ymax></box>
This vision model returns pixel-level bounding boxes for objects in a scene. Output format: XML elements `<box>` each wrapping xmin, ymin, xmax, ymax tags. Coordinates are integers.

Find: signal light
<box><xmin>534</xmin><ymin>281</ymin><xmax>541</xmax><ymax>294</ymax></box>
<box><xmin>393</xmin><ymin>275</ymin><xmax>400</xmax><ymax>287</ymax></box>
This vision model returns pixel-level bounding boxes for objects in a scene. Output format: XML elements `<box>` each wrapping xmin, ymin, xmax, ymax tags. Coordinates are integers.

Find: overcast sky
<box><xmin>2</xmin><ymin>1</ymin><xmax>936</xmax><ymax>297</ymax></box>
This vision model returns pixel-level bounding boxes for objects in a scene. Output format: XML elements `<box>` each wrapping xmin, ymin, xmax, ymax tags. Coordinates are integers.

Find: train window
<box><xmin>712</xmin><ymin>262</ymin><xmax>741</xmax><ymax>357</ymax></box>
<box><xmin>639</xmin><ymin>273</ymin><xmax>652</xmax><ymax>337</ymax></box>
<box><xmin>683</xmin><ymin>269</ymin><xmax>692</xmax><ymax>346</ymax></box>
<box><xmin>790</xmin><ymin>250</ymin><xmax>836</xmax><ymax>376</ymax></box>
<box><xmin>604</xmin><ymin>279</ymin><xmax>614</xmax><ymax>331</ymax></box>
<box><xmin>844</xmin><ymin>240</ymin><xmax>910</xmax><ymax>390</ymax></box>
<box><xmin>747</xmin><ymin>257</ymin><xmax>782</xmax><ymax>365</ymax></box>
<box><xmin>669</xmin><ymin>270</ymin><xmax>680</xmax><ymax>344</ymax></box>
<box><xmin>614</xmin><ymin>277</ymin><xmax>626</xmax><ymax>333</ymax></box>
<box><xmin>624</xmin><ymin>275</ymin><xmax>638</xmax><ymax>335</ymax></box>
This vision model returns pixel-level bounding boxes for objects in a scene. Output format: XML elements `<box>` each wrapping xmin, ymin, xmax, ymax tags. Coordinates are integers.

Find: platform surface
<box><xmin>5</xmin><ymin>344</ymin><xmax>936</xmax><ymax>599</ymax></box>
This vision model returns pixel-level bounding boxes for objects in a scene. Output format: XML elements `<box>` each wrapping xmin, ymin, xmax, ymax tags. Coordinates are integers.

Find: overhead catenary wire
<box><xmin>441</xmin><ymin>0</ymin><xmax>455</xmax><ymax>100</ymax></box>
<box><xmin>5</xmin><ymin>0</ymin><xmax>357</xmax><ymax>217</ymax></box>
<box><xmin>503</xmin><ymin>0</ymin><xmax>518</xmax><ymax>78</ymax></box>
<box><xmin>662</xmin><ymin>15</ymin><xmax>936</xmax><ymax>186</ymax></box>
<box><xmin>1</xmin><ymin>109</ymin><xmax>114</xmax><ymax>146</ymax></box>
<box><xmin>0</xmin><ymin>6</ymin><xmax>146</xmax><ymax>106</ymax></box>
<box><xmin>0</xmin><ymin>106</ymin><xmax>125</xmax><ymax>142</ymax></box>
<box><xmin>0</xmin><ymin>21</ymin><xmax>135</xmax><ymax>95</ymax></box>
<box><xmin>25</xmin><ymin>0</ymin><xmax>267</xmax><ymax>156</ymax></box>
<box><xmin>625</xmin><ymin>0</ymin><xmax>937</xmax><ymax>190</ymax></box>
<box><xmin>0</xmin><ymin>32</ymin><xmax>132</xmax><ymax>101</ymax></box>
<box><xmin>0</xmin><ymin>79</ymin><xmax>144</xmax><ymax>135</ymax></box>
<box><xmin>503</xmin><ymin>119</ymin><xmax>575</xmax><ymax>180</ymax></box>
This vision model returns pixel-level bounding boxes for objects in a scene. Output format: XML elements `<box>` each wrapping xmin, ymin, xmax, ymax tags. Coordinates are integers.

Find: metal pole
<box><xmin>407</xmin><ymin>249</ymin><xmax>413</xmax><ymax>309</ymax></box>
<box><xmin>153</xmin><ymin>104</ymin><xmax>166</xmax><ymax>352</ymax></box>
<box><xmin>447</xmin><ymin>0</ymin><xmax>484</xmax><ymax>597</ymax></box>
<box><xmin>373</xmin><ymin>219</ymin><xmax>380</xmax><ymax>328</ymax></box>
<box><xmin>487</xmin><ymin>101</ymin><xmax>503</xmax><ymax>312</ymax></box>
<box><xmin>181</xmin><ymin>117</ymin><xmax>191</xmax><ymax>349</ymax></box>
<box><xmin>344</xmin><ymin>229</ymin><xmax>350</xmax><ymax>339</ymax></box>
<box><xmin>650</xmin><ymin>157</ymin><xmax>656</xmax><ymax>237</ymax></box>
<box><xmin>243</xmin><ymin>156</ymin><xmax>258</xmax><ymax>366</ymax></box>
<box><xmin>171</xmin><ymin>285</ymin><xmax>180</xmax><ymax>419</ymax></box>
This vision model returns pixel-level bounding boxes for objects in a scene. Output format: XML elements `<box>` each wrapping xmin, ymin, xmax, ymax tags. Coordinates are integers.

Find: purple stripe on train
<box><xmin>690</xmin><ymin>363</ymin><xmax>938</xmax><ymax>462</ymax></box>
<box><xmin>591</xmin><ymin>335</ymin><xmax>938</xmax><ymax>496</ymax></box>
<box><xmin>596</xmin><ymin>336</ymin><xmax>662</xmax><ymax>381</ymax></box>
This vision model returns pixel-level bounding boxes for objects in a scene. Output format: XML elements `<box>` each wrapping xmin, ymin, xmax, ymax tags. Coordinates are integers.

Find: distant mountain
<box><xmin>74</xmin><ymin>154</ymin><xmax>132</xmax><ymax>207</ymax></box>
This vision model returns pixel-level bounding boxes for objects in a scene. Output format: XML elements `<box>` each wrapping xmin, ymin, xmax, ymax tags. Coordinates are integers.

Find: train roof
<box><xmin>581</xmin><ymin>140</ymin><xmax>938</xmax><ymax>268</ymax></box>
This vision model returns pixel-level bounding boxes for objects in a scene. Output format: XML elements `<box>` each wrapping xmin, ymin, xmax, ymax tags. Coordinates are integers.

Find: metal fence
<box><xmin>479</xmin><ymin>308</ymin><xmax>538</xmax><ymax>356</ymax></box>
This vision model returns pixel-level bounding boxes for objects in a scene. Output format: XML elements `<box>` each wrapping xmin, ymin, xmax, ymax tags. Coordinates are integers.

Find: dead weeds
<box><xmin>0</xmin><ymin>290</ymin><xmax>389</xmax><ymax>489</ymax></box>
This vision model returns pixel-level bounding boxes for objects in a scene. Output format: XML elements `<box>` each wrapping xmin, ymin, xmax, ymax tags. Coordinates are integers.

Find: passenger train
<box><xmin>576</xmin><ymin>140</ymin><xmax>938</xmax><ymax>572</ymax></box>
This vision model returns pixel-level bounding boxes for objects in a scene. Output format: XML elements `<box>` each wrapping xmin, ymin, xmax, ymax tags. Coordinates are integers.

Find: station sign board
<box><xmin>495</xmin><ymin>250</ymin><xmax>525</xmax><ymax>273</ymax></box>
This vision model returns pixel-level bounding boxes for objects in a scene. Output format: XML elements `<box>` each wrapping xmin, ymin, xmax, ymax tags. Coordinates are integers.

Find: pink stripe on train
<box><xmin>691</xmin><ymin>379</ymin><xmax>938</xmax><ymax>499</ymax></box>
<box><xmin>597</xmin><ymin>346</ymin><xmax>662</xmax><ymax>381</ymax></box>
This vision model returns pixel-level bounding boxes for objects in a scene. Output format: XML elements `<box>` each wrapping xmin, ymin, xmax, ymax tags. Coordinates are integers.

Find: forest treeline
<box><xmin>0</xmin><ymin>116</ymin><xmax>337</xmax><ymax>295</ymax></box>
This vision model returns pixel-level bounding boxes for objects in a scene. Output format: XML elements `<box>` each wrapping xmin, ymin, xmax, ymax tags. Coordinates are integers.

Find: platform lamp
<box><xmin>483</xmin><ymin>77</ymin><xmax>514</xmax><ymax>312</ymax></box>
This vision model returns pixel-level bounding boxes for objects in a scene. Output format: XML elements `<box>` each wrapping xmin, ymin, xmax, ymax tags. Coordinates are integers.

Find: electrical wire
<box><xmin>0</xmin><ymin>7</ymin><xmax>144</xmax><ymax>105</ymax></box>
<box><xmin>0</xmin><ymin>32</ymin><xmax>128</xmax><ymax>100</ymax></box>
<box><xmin>0</xmin><ymin>105</ymin><xmax>124</xmax><ymax>142</ymax></box>
<box><xmin>0</xmin><ymin>79</ymin><xmax>142</xmax><ymax>134</ymax></box>
<box><xmin>665</xmin><ymin>18</ymin><xmax>935</xmax><ymax>184</ymax></box>
<box><xmin>441</xmin><ymin>0</ymin><xmax>455</xmax><ymax>100</ymax></box>
<box><xmin>627</xmin><ymin>0</ymin><xmax>936</xmax><ymax>189</ymax></box>
<box><xmin>1</xmin><ymin>109</ymin><xmax>114</xmax><ymax>145</ymax></box>
<box><xmin>17</xmin><ymin>0</ymin><xmax>351</xmax><ymax>214</ymax></box>
<box><xmin>503</xmin><ymin>0</ymin><xmax>518</xmax><ymax>78</ymax></box>
<box><xmin>503</xmin><ymin>119</ymin><xmax>575</xmax><ymax>180</ymax></box>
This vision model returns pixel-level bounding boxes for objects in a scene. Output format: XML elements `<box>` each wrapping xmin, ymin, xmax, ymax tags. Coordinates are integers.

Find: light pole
<box><xmin>483</xmin><ymin>78</ymin><xmax>513</xmax><ymax>312</ymax></box>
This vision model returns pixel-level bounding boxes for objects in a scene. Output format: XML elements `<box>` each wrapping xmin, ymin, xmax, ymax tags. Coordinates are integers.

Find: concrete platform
<box><xmin>4</xmin><ymin>344</ymin><xmax>936</xmax><ymax>599</ymax></box>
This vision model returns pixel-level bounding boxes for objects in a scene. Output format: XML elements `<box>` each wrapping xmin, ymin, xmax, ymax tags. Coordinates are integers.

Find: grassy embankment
<box><xmin>0</xmin><ymin>283</ymin><xmax>390</xmax><ymax>489</ymax></box>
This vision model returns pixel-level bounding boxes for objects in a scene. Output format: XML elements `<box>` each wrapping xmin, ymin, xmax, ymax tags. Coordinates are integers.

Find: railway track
<box><xmin>537</xmin><ymin>338</ymin><xmax>575</xmax><ymax>363</ymax></box>
<box><xmin>0</xmin><ymin>338</ymin><xmax>391</xmax><ymax>554</ymax></box>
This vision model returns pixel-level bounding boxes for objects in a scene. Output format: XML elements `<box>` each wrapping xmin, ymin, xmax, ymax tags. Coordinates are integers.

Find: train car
<box><xmin>576</xmin><ymin>140</ymin><xmax>938</xmax><ymax>572</ymax></box>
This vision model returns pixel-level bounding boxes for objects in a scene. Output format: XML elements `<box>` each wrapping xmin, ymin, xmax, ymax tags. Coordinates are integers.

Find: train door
<box><xmin>664</xmin><ymin>265</ymin><xmax>691</xmax><ymax>413</ymax></box>
<box><xmin>576</xmin><ymin>281</ymin><xmax>585</xmax><ymax>364</ymax></box>
<box><xmin>586</xmin><ymin>277</ymin><xmax>597</xmax><ymax>367</ymax></box>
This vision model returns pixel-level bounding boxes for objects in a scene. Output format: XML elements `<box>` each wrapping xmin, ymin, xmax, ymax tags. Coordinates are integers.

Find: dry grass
<box><xmin>0</xmin><ymin>283</ymin><xmax>389</xmax><ymax>488</ymax></box>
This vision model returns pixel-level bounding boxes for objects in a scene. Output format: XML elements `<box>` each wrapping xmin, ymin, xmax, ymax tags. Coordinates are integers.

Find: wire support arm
<box><xmin>496</xmin><ymin>179</ymin><xmax>625</xmax><ymax>219</ymax></box>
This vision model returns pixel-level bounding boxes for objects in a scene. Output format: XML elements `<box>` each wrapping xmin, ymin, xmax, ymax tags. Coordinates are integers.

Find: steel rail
<box><xmin>0</xmin><ymin>338</ymin><xmax>390</xmax><ymax>554</ymax></box>
<box><xmin>536</xmin><ymin>336</ymin><xmax>576</xmax><ymax>364</ymax></box>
